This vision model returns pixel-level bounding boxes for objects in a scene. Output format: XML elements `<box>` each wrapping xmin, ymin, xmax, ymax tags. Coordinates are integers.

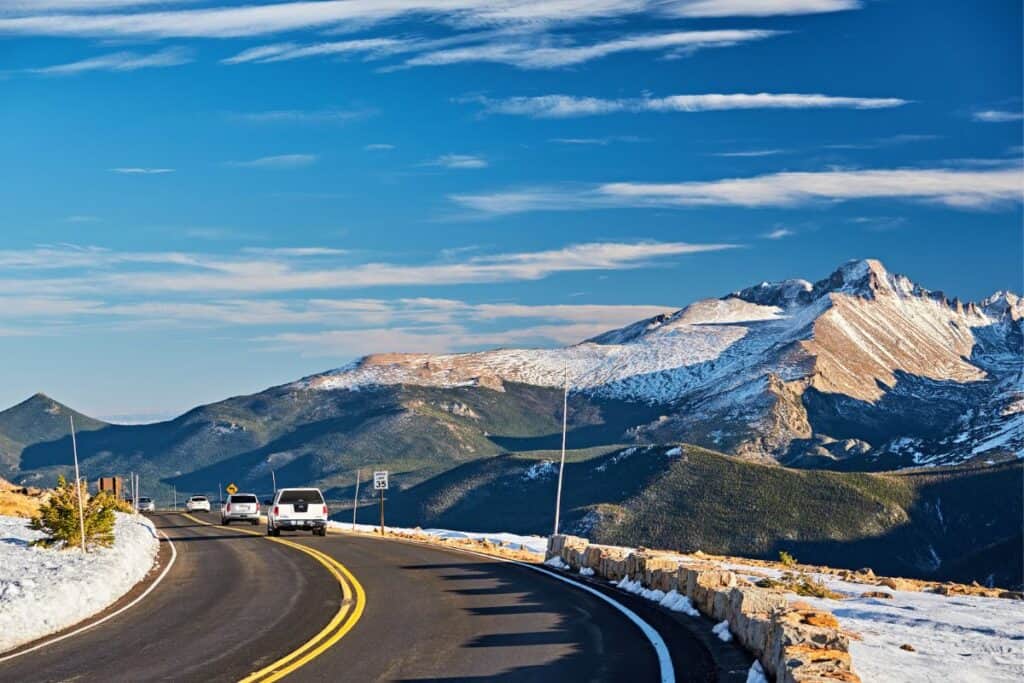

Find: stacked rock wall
<box><xmin>547</xmin><ymin>535</ymin><xmax>859</xmax><ymax>683</ymax></box>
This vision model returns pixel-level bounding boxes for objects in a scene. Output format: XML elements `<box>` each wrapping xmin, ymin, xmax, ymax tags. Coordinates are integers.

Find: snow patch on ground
<box><xmin>711</xmin><ymin>557</ymin><xmax>1024</xmax><ymax>682</ymax></box>
<box><xmin>327</xmin><ymin>521</ymin><xmax>549</xmax><ymax>557</ymax></box>
<box><xmin>579</xmin><ymin>567</ymin><xmax>595</xmax><ymax>577</ymax></box>
<box><xmin>0</xmin><ymin>513</ymin><xmax>160</xmax><ymax>654</ymax></box>
<box><xmin>712</xmin><ymin>620</ymin><xmax>734</xmax><ymax>642</ymax></box>
<box><xmin>544</xmin><ymin>556</ymin><xmax>569</xmax><ymax>570</ymax></box>
<box><xmin>522</xmin><ymin>460</ymin><xmax>556</xmax><ymax>481</ymax></box>
<box><xmin>746</xmin><ymin>660</ymin><xmax>768</xmax><ymax>683</ymax></box>
<box><xmin>658</xmin><ymin>589</ymin><xmax>700</xmax><ymax>616</ymax></box>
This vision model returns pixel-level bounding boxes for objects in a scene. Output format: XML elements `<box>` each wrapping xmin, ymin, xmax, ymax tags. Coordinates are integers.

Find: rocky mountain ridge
<box><xmin>298</xmin><ymin>259</ymin><xmax>1023</xmax><ymax>468</ymax></box>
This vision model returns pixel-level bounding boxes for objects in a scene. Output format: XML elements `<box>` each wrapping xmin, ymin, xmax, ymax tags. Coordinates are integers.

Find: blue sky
<box><xmin>1</xmin><ymin>0</ymin><xmax>1021</xmax><ymax>420</ymax></box>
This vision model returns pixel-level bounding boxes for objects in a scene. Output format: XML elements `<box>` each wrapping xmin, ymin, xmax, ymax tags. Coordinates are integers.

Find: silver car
<box><xmin>221</xmin><ymin>493</ymin><xmax>261</xmax><ymax>525</ymax></box>
<box><xmin>138</xmin><ymin>497</ymin><xmax>155</xmax><ymax>512</ymax></box>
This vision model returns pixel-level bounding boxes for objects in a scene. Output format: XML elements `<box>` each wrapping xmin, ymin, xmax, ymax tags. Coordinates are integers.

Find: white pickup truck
<box><xmin>267</xmin><ymin>488</ymin><xmax>328</xmax><ymax>536</ymax></box>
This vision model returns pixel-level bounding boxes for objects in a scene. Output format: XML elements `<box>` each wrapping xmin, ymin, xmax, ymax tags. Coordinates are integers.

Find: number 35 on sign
<box><xmin>373</xmin><ymin>471</ymin><xmax>388</xmax><ymax>490</ymax></box>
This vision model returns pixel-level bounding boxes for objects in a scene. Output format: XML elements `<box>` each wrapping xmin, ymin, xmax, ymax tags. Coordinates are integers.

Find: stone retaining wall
<box><xmin>547</xmin><ymin>535</ymin><xmax>859</xmax><ymax>683</ymax></box>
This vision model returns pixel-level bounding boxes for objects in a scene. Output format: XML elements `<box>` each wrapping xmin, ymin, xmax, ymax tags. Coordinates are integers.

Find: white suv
<box><xmin>185</xmin><ymin>495</ymin><xmax>211</xmax><ymax>512</ymax></box>
<box><xmin>221</xmin><ymin>493</ymin><xmax>260</xmax><ymax>525</ymax></box>
<box><xmin>267</xmin><ymin>488</ymin><xmax>328</xmax><ymax>536</ymax></box>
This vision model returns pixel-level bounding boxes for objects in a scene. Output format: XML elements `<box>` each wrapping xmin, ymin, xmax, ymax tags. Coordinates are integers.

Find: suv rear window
<box><xmin>191</xmin><ymin>496</ymin><xmax>207</xmax><ymax>502</ymax></box>
<box><xmin>230</xmin><ymin>495</ymin><xmax>257</xmax><ymax>503</ymax></box>
<box><xmin>279</xmin><ymin>489</ymin><xmax>324</xmax><ymax>504</ymax></box>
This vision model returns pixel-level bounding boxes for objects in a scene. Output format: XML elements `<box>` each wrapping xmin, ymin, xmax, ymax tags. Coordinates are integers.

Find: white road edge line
<box><xmin>412</xmin><ymin>540</ymin><xmax>676</xmax><ymax>683</ymax></box>
<box><xmin>0</xmin><ymin>527</ymin><xmax>178</xmax><ymax>664</ymax></box>
<box><xmin>519</xmin><ymin>562</ymin><xmax>676</xmax><ymax>683</ymax></box>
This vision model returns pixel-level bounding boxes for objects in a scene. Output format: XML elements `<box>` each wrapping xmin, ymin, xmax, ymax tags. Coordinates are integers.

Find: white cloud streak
<box><xmin>470</xmin><ymin>92</ymin><xmax>908</xmax><ymax>117</ymax></box>
<box><xmin>426</xmin><ymin>154</ymin><xmax>488</xmax><ymax>169</ymax></box>
<box><xmin>0</xmin><ymin>1</ymin><xmax>850</xmax><ymax>39</ymax></box>
<box><xmin>973</xmin><ymin>110</ymin><xmax>1024</xmax><ymax>123</ymax></box>
<box><xmin>223</xmin><ymin>28</ymin><xmax>776</xmax><ymax>69</ymax></box>
<box><xmin>712</xmin><ymin>149</ymin><xmax>787</xmax><ymax>157</ymax></box>
<box><xmin>231</xmin><ymin>109</ymin><xmax>367</xmax><ymax>124</ymax></box>
<box><xmin>225</xmin><ymin>153</ymin><xmax>317</xmax><ymax>168</ymax></box>
<box><xmin>110</xmin><ymin>166</ymin><xmax>175</xmax><ymax>174</ymax></box>
<box><xmin>29</xmin><ymin>46</ymin><xmax>190</xmax><ymax>74</ymax></box>
<box><xmin>0</xmin><ymin>241</ymin><xmax>735</xmax><ymax>296</ymax></box>
<box><xmin>452</xmin><ymin>166</ymin><xmax>1024</xmax><ymax>214</ymax></box>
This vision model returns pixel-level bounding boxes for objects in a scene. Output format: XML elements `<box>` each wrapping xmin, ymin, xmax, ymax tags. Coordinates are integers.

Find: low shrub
<box><xmin>30</xmin><ymin>476</ymin><xmax>122</xmax><ymax>550</ymax></box>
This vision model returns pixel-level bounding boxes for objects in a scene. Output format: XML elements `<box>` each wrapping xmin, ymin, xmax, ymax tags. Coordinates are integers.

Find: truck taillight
<box><xmin>226</xmin><ymin>503</ymin><xmax>231</xmax><ymax>512</ymax></box>
<box><xmin>273</xmin><ymin>506</ymin><xmax>279</xmax><ymax>516</ymax></box>
<box><xmin>323</xmin><ymin>505</ymin><xmax>328</xmax><ymax>516</ymax></box>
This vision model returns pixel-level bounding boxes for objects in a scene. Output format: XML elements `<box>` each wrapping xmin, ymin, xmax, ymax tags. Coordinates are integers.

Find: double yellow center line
<box><xmin>181</xmin><ymin>513</ymin><xmax>365</xmax><ymax>682</ymax></box>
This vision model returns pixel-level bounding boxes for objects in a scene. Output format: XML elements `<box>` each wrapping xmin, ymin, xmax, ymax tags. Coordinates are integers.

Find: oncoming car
<box><xmin>267</xmin><ymin>488</ymin><xmax>328</xmax><ymax>536</ymax></box>
<box><xmin>221</xmin><ymin>493</ymin><xmax>260</xmax><ymax>525</ymax></box>
<box><xmin>185</xmin><ymin>495</ymin><xmax>211</xmax><ymax>512</ymax></box>
<box><xmin>137</xmin><ymin>497</ymin><xmax>155</xmax><ymax>512</ymax></box>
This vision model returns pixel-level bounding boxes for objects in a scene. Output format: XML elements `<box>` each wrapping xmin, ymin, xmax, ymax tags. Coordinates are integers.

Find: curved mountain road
<box><xmin>0</xmin><ymin>512</ymin><xmax>750</xmax><ymax>682</ymax></box>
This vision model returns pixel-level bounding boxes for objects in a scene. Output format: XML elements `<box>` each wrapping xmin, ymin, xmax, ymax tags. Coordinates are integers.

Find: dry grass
<box><xmin>0</xmin><ymin>477</ymin><xmax>47</xmax><ymax>518</ymax></box>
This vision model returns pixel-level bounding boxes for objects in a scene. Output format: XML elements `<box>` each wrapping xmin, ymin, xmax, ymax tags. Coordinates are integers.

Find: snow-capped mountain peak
<box><xmin>295</xmin><ymin>259</ymin><xmax>1022</xmax><ymax>468</ymax></box>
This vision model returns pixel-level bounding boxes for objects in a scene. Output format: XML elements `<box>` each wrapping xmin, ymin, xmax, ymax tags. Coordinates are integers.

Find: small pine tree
<box><xmin>31</xmin><ymin>475</ymin><xmax>121</xmax><ymax>550</ymax></box>
<box><xmin>779</xmin><ymin>550</ymin><xmax>797</xmax><ymax>568</ymax></box>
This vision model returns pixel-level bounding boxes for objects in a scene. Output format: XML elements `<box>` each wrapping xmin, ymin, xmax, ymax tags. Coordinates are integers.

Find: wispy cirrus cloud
<box><xmin>230</xmin><ymin>108</ymin><xmax>368</xmax><ymax>124</ymax></box>
<box><xmin>467</xmin><ymin>92</ymin><xmax>908</xmax><ymax>118</ymax></box>
<box><xmin>29</xmin><ymin>46</ymin><xmax>190</xmax><ymax>74</ymax></box>
<box><xmin>401</xmin><ymin>29</ymin><xmax>779</xmax><ymax>69</ymax></box>
<box><xmin>762</xmin><ymin>228</ymin><xmax>795</xmax><ymax>239</ymax></box>
<box><xmin>973</xmin><ymin>109</ymin><xmax>1024</xmax><ymax>123</ymax></box>
<box><xmin>426</xmin><ymin>154</ymin><xmax>488</xmax><ymax>169</ymax></box>
<box><xmin>711</xmin><ymin>149</ymin><xmax>788</xmax><ymax>157</ymax></box>
<box><xmin>0</xmin><ymin>1</ymin><xmax>852</xmax><ymax>40</ymax></box>
<box><xmin>364</xmin><ymin>143</ymin><xmax>394</xmax><ymax>151</ymax></box>
<box><xmin>550</xmin><ymin>136</ymin><xmax>645</xmax><ymax>146</ymax></box>
<box><xmin>223</xmin><ymin>28</ymin><xmax>778</xmax><ymax>70</ymax></box>
<box><xmin>0</xmin><ymin>241</ymin><xmax>735</xmax><ymax>296</ymax></box>
<box><xmin>451</xmin><ymin>166</ymin><xmax>1024</xmax><ymax>215</ymax></box>
<box><xmin>225</xmin><ymin>153</ymin><xmax>317</xmax><ymax>169</ymax></box>
<box><xmin>110</xmin><ymin>166</ymin><xmax>174</xmax><ymax>174</ymax></box>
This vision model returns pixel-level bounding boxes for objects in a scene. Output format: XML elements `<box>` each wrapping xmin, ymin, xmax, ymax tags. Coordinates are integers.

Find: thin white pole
<box><xmin>70</xmin><ymin>416</ymin><xmax>87</xmax><ymax>554</ymax></box>
<box><xmin>270</xmin><ymin>470</ymin><xmax>276</xmax><ymax>495</ymax></box>
<box><xmin>352</xmin><ymin>469</ymin><xmax>360</xmax><ymax>531</ymax></box>
<box><xmin>553</xmin><ymin>364</ymin><xmax>570</xmax><ymax>536</ymax></box>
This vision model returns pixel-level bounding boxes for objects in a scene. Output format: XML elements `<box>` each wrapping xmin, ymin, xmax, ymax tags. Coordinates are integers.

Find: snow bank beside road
<box><xmin>328</xmin><ymin>521</ymin><xmax>547</xmax><ymax>556</ymax></box>
<box><xmin>0</xmin><ymin>513</ymin><xmax>160</xmax><ymax>653</ymax></box>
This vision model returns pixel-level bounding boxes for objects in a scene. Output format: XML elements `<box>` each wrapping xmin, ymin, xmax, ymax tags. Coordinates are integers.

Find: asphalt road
<box><xmin>0</xmin><ymin>513</ymin><xmax>750</xmax><ymax>682</ymax></box>
<box><xmin>0</xmin><ymin>512</ymin><xmax>339</xmax><ymax>683</ymax></box>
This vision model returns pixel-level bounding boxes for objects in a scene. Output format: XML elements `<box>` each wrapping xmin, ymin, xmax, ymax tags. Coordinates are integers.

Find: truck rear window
<box><xmin>230</xmin><ymin>495</ymin><xmax>258</xmax><ymax>503</ymax></box>
<box><xmin>279</xmin><ymin>489</ymin><xmax>324</xmax><ymax>504</ymax></box>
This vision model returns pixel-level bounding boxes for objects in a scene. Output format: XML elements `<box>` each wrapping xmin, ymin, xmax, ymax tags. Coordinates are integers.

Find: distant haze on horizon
<box><xmin>1</xmin><ymin>0</ymin><xmax>1020</xmax><ymax>418</ymax></box>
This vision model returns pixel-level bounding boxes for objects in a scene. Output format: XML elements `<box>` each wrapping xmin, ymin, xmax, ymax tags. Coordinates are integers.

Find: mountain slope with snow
<box><xmin>299</xmin><ymin>259</ymin><xmax>1023</xmax><ymax>468</ymax></box>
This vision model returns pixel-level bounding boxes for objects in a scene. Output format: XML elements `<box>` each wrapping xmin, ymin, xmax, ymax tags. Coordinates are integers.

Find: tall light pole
<box><xmin>271</xmin><ymin>469</ymin><xmax>277</xmax><ymax>495</ymax></box>
<box><xmin>351</xmin><ymin>469</ymin><xmax>360</xmax><ymax>531</ymax></box>
<box><xmin>69</xmin><ymin>416</ymin><xmax>87</xmax><ymax>554</ymax></box>
<box><xmin>553</xmin><ymin>365</ymin><xmax>570</xmax><ymax>536</ymax></box>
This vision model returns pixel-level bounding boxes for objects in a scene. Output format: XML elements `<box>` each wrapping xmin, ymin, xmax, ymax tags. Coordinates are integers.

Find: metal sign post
<box><xmin>373</xmin><ymin>471</ymin><xmax>388</xmax><ymax>535</ymax></box>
